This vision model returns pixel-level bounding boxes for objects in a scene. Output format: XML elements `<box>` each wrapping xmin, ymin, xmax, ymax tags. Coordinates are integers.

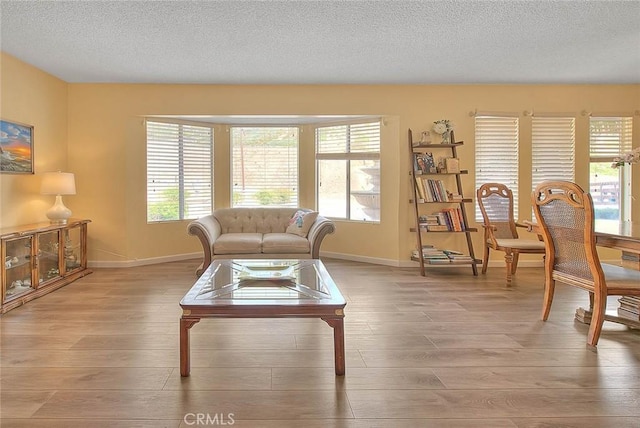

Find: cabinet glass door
<box><xmin>63</xmin><ymin>225</ymin><xmax>83</xmax><ymax>273</ymax></box>
<box><xmin>3</xmin><ymin>236</ymin><xmax>35</xmax><ymax>301</ymax></box>
<box><xmin>38</xmin><ymin>230</ymin><xmax>61</xmax><ymax>285</ymax></box>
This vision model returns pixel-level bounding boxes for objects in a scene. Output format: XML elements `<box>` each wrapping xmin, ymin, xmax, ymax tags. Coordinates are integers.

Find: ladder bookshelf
<box><xmin>408</xmin><ymin>129</ymin><xmax>479</xmax><ymax>276</ymax></box>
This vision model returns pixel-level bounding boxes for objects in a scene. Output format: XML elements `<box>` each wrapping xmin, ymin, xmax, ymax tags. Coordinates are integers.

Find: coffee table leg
<box><xmin>322</xmin><ymin>317</ymin><xmax>345</xmax><ymax>376</ymax></box>
<box><xmin>180</xmin><ymin>317</ymin><xmax>200</xmax><ymax>377</ymax></box>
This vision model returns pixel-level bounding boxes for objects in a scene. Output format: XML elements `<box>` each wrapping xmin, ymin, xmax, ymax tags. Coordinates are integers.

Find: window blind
<box><xmin>316</xmin><ymin>121</ymin><xmax>381</xmax><ymax>159</ymax></box>
<box><xmin>475</xmin><ymin>116</ymin><xmax>519</xmax><ymax>221</ymax></box>
<box><xmin>231</xmin><ymin>127</ymin><xmax>299</xmax><ymax>207</ymax></box>
<box><xmin>589</xmin><ymin>117</ymin><xmax>633</xmax><ymax>160</ymax></box>
<box><xmin>146</xmin><ymin>121</ymin><xmax>213</xmax><ymax>222</ymax></box>
<box><xmin>532</xmin><ymin>116</ymin><xmax>575</xmax><ymax>188</ymax></box>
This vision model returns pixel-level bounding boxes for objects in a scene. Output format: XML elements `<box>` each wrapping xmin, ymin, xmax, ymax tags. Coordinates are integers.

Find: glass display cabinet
<box><xmin>1</xmin><ymin>219</ymin><xmax>91</xmax><ymax>314</ymax></box>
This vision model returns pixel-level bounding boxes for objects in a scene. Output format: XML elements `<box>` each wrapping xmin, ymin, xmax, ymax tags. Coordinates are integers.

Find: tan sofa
<box><xmin>187</xmin><ymin>207</ymin><xmax>335</xmax><ymax>276</ymax></box>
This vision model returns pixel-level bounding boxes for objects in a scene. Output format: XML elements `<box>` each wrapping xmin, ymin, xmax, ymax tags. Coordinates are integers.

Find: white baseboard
<box><xmin>319</xmin><ymin>251</ymin><xmax>403</xmax><ymax>267</ymax></box>
<box><xmin>88</xmin><ymin>252</ymin><xmax>201</xmax><ymax>269</ymax></box>
<box><xmin>320</xmin><ymin>251</ymin><xmax>547</xmax><ymax>269</ymax></box>
<box><xmin>87</xmin><ymin>252</ymin><xmax>620</xmax><ymax>271</ymax></box>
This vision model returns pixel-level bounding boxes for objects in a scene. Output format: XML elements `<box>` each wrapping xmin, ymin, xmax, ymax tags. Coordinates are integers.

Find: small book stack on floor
<box><xmin>617</xmin><ymin>296</ymin><xmax>640</xmax><ymax>321</ymax></box>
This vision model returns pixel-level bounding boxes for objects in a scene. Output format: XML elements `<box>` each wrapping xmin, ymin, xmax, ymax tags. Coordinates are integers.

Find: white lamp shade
<box><xmin>41</xmin><ymin>172</ymin><xmax>76</xmax><ymax>195</ymax></box>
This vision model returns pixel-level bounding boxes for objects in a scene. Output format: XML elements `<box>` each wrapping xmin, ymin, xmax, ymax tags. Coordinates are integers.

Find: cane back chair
<box><xmin>477</xmin><ymin>183</ymin><xmax>545</xmax><ymax>286</ymax></box>
<box><xmin>532</xmin><ymin>180</ymin><xmax>640</xmax><ymax>347</ymax></box>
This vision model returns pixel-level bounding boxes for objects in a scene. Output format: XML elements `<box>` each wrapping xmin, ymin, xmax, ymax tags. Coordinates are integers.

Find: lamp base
<box><xmin>46</xmin><ymin>195</ymin><xmax>72</xmax><ymax>225</ymax></box>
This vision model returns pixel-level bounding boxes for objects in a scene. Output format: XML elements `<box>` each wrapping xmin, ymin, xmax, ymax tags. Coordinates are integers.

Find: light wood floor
<box><xmin>1</xmin><ymin>258</ymin><xmax>639</xmax><ymax>427</ymax></box>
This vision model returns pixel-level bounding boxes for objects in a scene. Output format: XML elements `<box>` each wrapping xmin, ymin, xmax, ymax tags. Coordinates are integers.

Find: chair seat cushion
<box><xmin>215</xmin><ymin>233</ymin><xmax>262</xmax><ymax>254</ymax></box>
<box><xmin>262</xmin><ymin>233</ymin><xmax>310</xmax><ymax>254</ymax></box>
<box><xmin>602</xmin><ymin>263</ymin><xmax>640</xmax><ymax>291</ymax></box>
<box><xmin>494</xmin><ymin>238</ymin><xmax>545</xmax><ymax>250</ymax></box>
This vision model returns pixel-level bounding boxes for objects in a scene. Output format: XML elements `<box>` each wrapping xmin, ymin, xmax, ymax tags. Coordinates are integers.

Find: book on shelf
<box><xmin>413</xmin><ymin>245</ymin><xmax>474</xmax><ymax>263</ymax></box>
<box><xmin>418</xmin><ymin>224</ymin><xmax>449</xmax><ymax>232</ymax></box>
<box><xmin>414</xmin><ymin>177</ymin><xmax>426</xmax><ymax>200</ymax></box>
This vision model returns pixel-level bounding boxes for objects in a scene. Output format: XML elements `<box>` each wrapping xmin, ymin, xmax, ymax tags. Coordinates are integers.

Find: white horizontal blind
<box><xmin>231</xmin><ymin>127</ymin><xmax>298</xmax><ymax>207</ymax></box>
<box><xmin>589</xmin><ymin>117</ymin><xmax>633</xmax><ymax>160</ymax></box>
<box><xmin>316</xmin><ymin>121</ymin><xmax>381</xmax><ymax>158</ymax></box>
<box><xmin>475</xmin><ymin>116</ymin><xmax>519</xmax><ymax>221</ymax></box>
<box><xmin>532</xmin><ymin>116</ymin><xmax>575</xmax><ymax>189</ymax></box>
<box><xmin>146</xmin><ymin>121</ymin><xmax>213</xmax><ymax>222</ymax></box>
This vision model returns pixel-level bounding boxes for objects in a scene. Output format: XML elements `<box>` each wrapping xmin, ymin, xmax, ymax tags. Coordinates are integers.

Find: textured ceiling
<box><xmin>1</xmin><ymin>0</ymin><xmax>639</xmax><ymax>84</ymax></box>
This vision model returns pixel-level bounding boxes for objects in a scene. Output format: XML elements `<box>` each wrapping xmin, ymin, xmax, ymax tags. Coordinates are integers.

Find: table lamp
<box><xmin>40</xmin><ymin>171</ymin><xmax>76</xmax><ymax>224</ymax></box>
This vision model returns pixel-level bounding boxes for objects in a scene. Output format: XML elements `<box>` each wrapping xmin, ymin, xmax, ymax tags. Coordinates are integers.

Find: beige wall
<box><xmin>0</xmin><ymin>54</ymin><xmax>68</xmax><ymax>229</ymax></box>
<box><xmin>2</xmin><ymin>52</ymin><xmax>639</xmax><ymax>266</ymax></box>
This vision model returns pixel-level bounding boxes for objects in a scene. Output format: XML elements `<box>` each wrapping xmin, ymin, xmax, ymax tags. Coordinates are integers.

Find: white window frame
<box><xmin>474</xmin><ymin>115</ymin><xmax>519</xmax><ymax>222</ymax></box>
<box><xmin>146</xmin><ymin>120</ymin><xmax>213</xmax><ymax>223</ymax></box>
<box><xmin>315</xmin><ymin>119</ymin><xmax>381</xmax><ymax>222</ymax></box>
<box><xmin>589</xmin><ymin>116</ymin><xmax>633</xmax><ymax>222</ymax></box>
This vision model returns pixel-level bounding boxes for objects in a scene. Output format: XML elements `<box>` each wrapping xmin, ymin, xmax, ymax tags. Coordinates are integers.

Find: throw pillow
<box><xmin>286</xmin><ymin>210</ymin><xmax>319</xmax><ymax>237</ymax></box>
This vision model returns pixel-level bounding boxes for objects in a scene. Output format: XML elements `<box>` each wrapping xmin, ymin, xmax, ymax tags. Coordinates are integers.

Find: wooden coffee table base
<box><xmin>180</xmin><ymin>314</ymin><xmax>345</xmax><ymax>377</ymax></box>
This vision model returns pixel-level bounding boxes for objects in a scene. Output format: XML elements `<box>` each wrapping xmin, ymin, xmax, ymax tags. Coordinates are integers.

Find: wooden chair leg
<box><xmin>541</xmin><ymin>278</ymin><xmax>555</xmax><ymax>321</ymax></box>
<box><xmin>587</xmin><ymin>292</ymin><xmax>606</xmax><ymax>347</ymax></box>
<box><xmin>481</xmin><ymin>245</ymin><xmax>490</xmax><ymax>274</ymax></box>
<box><xmin>504</xmin><ymin>251</ymin><xmax>513</xmax><ymax>287</ymax></box>
<box><xmin>511</xmin><ymin>252</ymin><xmax>520</xmax><ymax>274</ymax></box>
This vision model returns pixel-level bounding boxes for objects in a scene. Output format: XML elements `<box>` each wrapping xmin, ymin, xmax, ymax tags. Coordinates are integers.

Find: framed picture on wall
<box><xmin>1</xmin><ymin>119</ymin><xmax>34</xmax><ymax>174</ymax></box>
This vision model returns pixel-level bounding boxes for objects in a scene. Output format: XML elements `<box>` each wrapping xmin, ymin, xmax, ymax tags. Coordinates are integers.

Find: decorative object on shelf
<box><xmin>416</xmin><ymin>131</ymin><xmax>431</xmax><ymax>146</ymax></box>
<box><xmin>41</xmin><ymin>171</ymin><xmax>76</xmax><ymax>224</ymax></box>
<box><xmin>432</xmin><ymin>119</ymin><xmax>454</xmax><ymax>144</ymax></box>
<box><xmin>444</xmin><ymin>157</ymin><xmax>460</xmax><ymax>173</ymax></box>
<box><xmin>611</xmin><ymin>147</ymin><xmax>640</xmax><ymax>168</ymax></box>
<box><xmin>0</xmin><ymin>119</ymin><xmax>34</xmax><ymax>174</ymax></box>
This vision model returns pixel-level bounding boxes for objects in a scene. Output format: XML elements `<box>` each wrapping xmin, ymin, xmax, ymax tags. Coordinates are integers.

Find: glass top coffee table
<box><xmin>179</xmin><ymin>259</ymin><xmax>347</xmax><ymax>376</ymax></box>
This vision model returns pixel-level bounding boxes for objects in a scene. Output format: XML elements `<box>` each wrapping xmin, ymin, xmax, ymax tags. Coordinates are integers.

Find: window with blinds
<box><xmin>316</xmin><ymin>120</ymin><xmax>381</xmax><ymax>222</ymax></box>
<box><xmin>146</xmin><ymin>121</ymin><xmax>213</xmax><ymax>222</ymax></box>
<box><xmin>532</xmin><ymin>116</ymin><xmax>575</xmax><ymax>189</ymax></box>
<box><xmin>231</xmin><ymin>127</ymin><xmax>299</xmax><ymax>207</ymax></box>
<box><xmin>589</xmin><ymin>117</ymin><xmax>633</xmax><ymax>221</ymax></box>
<box><xmin>475</xmin><ymin>116</ymin><xmax>519</xmax><ymax>221</ymax></box>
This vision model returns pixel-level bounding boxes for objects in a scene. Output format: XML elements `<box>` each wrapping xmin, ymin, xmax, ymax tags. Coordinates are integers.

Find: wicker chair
<box><xmin>477</xmin><ymin>183</ymin><xmax>545</xmax><ymax>286</ymax></box>
<box><xmin>532</xmin><ymin>180</ymin><xmax>640</xmax><ymax>347</ymax></box>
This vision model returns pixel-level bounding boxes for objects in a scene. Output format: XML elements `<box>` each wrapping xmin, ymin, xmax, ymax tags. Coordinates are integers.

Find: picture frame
<box><xmin>444</xmin><ymin>157</ymin><xmax>460</xmax><ymax>173</ymax></box>
<box><xmin>414</xmin><ymin>153</ymin><xmax>436</xmax><ymax>174</ymax></box>
<box><xmin>1</xmin><ymin>119</ymin><xmax>34</xmax><ymax>174</ymax></box>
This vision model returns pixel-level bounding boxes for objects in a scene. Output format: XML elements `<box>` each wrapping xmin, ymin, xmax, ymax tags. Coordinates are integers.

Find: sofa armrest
<box><xmin>187</xmin><ymin>215</ymin><xmax>222</xmax><ymax>276</ymax></box>
<box><xmin>307</xmin><ymin>215</ymin><xmax>336</xmax><ymax>258</ymax></box>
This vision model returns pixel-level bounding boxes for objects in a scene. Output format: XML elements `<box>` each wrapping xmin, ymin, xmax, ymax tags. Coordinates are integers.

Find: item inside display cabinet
<box><xmin>6</xmin><ymin>279</ymin><xmax>33</xmax><ymax>296</ymax></box>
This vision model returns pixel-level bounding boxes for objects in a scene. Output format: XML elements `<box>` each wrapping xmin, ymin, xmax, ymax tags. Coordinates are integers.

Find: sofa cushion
<box><xmin>214</xmin><ymin>208</ymin><xmax>298</xmax><ymax>233</ymax></box>
<box><xmin>286</xmin><ymin>210</ymin><xmax>319</xmax><ymax>237</ymax></box>
<box><xmin>215</xmin><ymin>233</ymin><xmax>262</xmax><ymax>254</ymax></box>
<box><xmin>262</xmin><ymin>233</ymin><xmax>310</xmax><ymax>254</ymax></box>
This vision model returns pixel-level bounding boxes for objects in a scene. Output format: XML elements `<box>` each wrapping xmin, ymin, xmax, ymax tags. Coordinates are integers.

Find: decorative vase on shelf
<box><xmin>441</xmin><ymin>131</ymin><xmax>451</xmax><ymax>144</ymax></box>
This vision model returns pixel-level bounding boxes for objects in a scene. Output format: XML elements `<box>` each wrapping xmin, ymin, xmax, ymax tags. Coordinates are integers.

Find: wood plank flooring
<box><xmin>1</xmin><ymin>258</ymin><xmax>639</xmax><ymax>427</ymax></box>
